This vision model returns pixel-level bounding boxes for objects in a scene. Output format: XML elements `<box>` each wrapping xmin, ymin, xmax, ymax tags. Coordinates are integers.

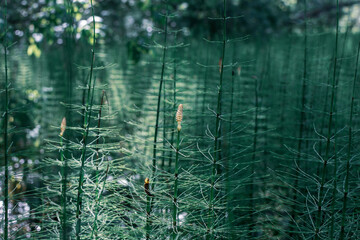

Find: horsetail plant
<box><xmin>75</xmin><ymin>0</ymin><xmax>97</xmax><ymax>238</ymax></box>
<box><xmin>90</xmin><ymin>90</ymin><xmax>109</xmax><ymax>239</ymax></box>
<box><xmin>249</xmin><ymin>74</ymin><xmax>259</xmax><ymax>238</ymax></box>
<box><xmin>208</xmin><ymin>0</ymin><xmax>227</xmax><ymax>236</ymax></box>
<box><xmin>290</xmin><ymin>0</ymin><xmax>308</xmax><ymax>235</ymax></box>
<box><xmin>60</xmin><ymin>117</ymin><xmax>67</xmax><ymax>240</ymax></box>
<box><xmin>329</xmin><ymin>27</ymin><xmax>351</xmax><ymax>239</ymax></box>
<box><xmin>152</xmin><ymin>1</ymin><xmax>169</xmax><ymax>174</ymax></box>
<box><xmin>339</xmin><ymin>42</ymin><xmax>360</xmax><ymax>240</ymax></box>
<box><xmin>2</xmin><ymin>0</ymin><xmax>9</xmax><ymax>238</ymax></box>
<box><xmin>168</xmin><ymin>32</ymin><xmax>178</xmax><ymax>170</ymax></box>
<box><xmin>315</xmin><ymin>1</ymin><xmax>339</xmax><ymax>238</ymax></box>
<box><xmin>145</xmin><ymin>177</ymin><xmax>153</xmax><ymax>240</ymax></box>
<box><xmin>226</xmin><ymin>48</ymin><xmax>238</xmax><ymax>236</ymax></box>
<box><xmin>172</xmin><ymin>104</ymin><xmax>183</xmax><ymax>239</ymax></box>
<box><xmin>161</xmin><ymin>65</ymin><xmax>167</xmax><ymax>169</ymax></box>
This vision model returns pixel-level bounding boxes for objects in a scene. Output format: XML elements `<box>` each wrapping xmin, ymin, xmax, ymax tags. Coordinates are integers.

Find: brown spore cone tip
<box><xmin>60</xmin><ymin>117</ymin><xmax>66</xmax><ymax>137</ymax></box>
<box><xmin>176</xmin><ymin>104</ymin><xmax>183</xmax><ymax>131</ymax></box>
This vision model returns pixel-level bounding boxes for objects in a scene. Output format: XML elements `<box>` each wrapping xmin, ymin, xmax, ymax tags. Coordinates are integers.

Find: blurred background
<box><xmin>1</xmin><ymin>1</ymin><xmax>360</xmax><ymax>46</ymax></box>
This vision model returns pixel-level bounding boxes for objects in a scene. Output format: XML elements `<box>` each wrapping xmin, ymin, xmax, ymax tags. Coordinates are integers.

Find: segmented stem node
<box><xmin>144</xmin><ymin>177</ymin><xmax>154</xmax><ymax>197</ymax></box>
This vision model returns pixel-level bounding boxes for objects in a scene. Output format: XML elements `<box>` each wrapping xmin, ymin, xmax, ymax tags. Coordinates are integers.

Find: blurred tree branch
<box><xmin>292</xmin><ymin>0</ymin><xmax>360</xmax><ymax>21</ymax></box>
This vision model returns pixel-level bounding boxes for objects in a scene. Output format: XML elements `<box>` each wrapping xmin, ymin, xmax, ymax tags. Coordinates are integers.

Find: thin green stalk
<box><xmin>90</xmin><ymin>90</ymin><xmax>106</xmax><ymax>239</ymax></box>
<box><xmin>329</xmin><ymin>24</ymin><xmax>350</xmax><ymax>239</ymax></box>
<box><xmin>339</xmin><ymin>42</ymin><xmax>360</xmax><ymax>240</ymax></box>
<box><xmin>209</xmin><ymin>0</ymin><xmax>226</xmax><ymax>237</ymax></box>
<box><xmin>249</xmin><ymin>75</ymin><xmax>259</xmax><ymax>238</ymax></box>
<box><xmin>2</xmin><ymin>0</ymin><xmax>9</xmax><ymax>239</ymax></box>
<box><xmin>90</xmin><ymin>161</ymin><xmax>110</xmax><ymax>240</ymax></box>
<box><xmin>200</xmin><ymin>45</ymin><xmax>210</xmax><ymax>130</ymax></box>
<box><xmin>315</xmin><ymin>1</ymin><xmax>339</xmax><ymax>238</ymax></box>
<box><xmin>75</xmin><ymin>1</ymin><xmax>97</xmax><ymax>239</ymax></box>
<box><xmin>145</xmin><ymin>194</ymin><xmax>151</xmax><ymax>240</ymax></box>
<box><xmin>226</xmin><ymin>46</ymin><xmax>238</xmax><ymax>236</ymax></box>
<box><xmin>279</xmin><ymin>37</ymin><xmax>292</xmax><ymax>147</ymax></box>
<box><xmin>329</xmin><ymin>139</ymin><xmax>338</xmax><ymax>240</ymax></box>
<box><xmin>290</xmin><ymin>1</ymin><xmax>307</xmax><ymax>235</ymax></box>
<box><xmin>61</xmin><ymin>2</ymin><xmax>74</xmax><ymax>238</ymax></box>
<box><xmin>64</xmin><ymin>0</ymin><xmax>74</xmax><ymax>138</ymax></box>
<box><xmin>60</xmin><ymin>117</ymin><xmax>67</xmax><ymax>240</ymax></box>
<box><xmin>317</xmin><ymin>63</ymin><xmax>332</xmax><ymax>177</ymax></box>
<box><xmin>161</xmin><ymin>70</ymin><xmax>167</xmax><ymax>169</ymax></box>
<box><xmin>168</xmin><ymin>33</ymin><xmax>177</xmax><ymax>170</ymax></box>
<box><xmin>152</xmin><ymin>1</ymin><xmax>169</xmax><ymax>175</ymax></box>
<box><xmin>172</xmin><ymin>104</ymin><xmax>182</xmax><ymax>239</ymax></box>
<box><xmin>172</xmin><ymin>130</ymin><xmax>180</xmax><ymax>239</ymax></box>
<box><xmin>146</xmin><ymin>2</ymin><xmax>169</xmax><ymax>239</ymax></box>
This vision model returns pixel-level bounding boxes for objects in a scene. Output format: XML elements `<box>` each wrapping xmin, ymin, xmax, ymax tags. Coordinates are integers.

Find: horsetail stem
<box><xmin>329</xmin><ymin>22</ymin><xmax>351</xmax><ymax>240</ymax></box>
<box><xmin>161</xmin><ymin>67</ymin><xmax>167</xmax><ymax>169</ymax></box>
<box><xmin>168</xmin><ymin>32</ymin><xmax>178</xmax><ymax>170</ymax></box>
<box><xmin>75</xmin><ymin>1</ymin><xmax>97</xmax><ymax>239</ymax></box>
<box><xmin>145</xmin><ymin>177</ymin><xmax>152</xmax><ymax>240</ymax></box>
<box><xmin>60</xmin><ymin>117</ymin><xmax>68</xmax><ymax>240</ymax></box>
<box><xmin>226</xmin><ymin>47</ymin><xmax>238</xmax><ymax>236</ymax></box>
<box><xmin>152</xmin><ymin>1</ymin><xmax>169</xmax><ymax>175</ymax></box>
<box><xmin>249</xmin><ymin>75</ymin><xmax>259</xmax><ymax>238</ymax></box>
<box><xmin>90</xmin><ymin>90</ymin><xmax>107</xmax><ymax>239</ymax></box>
<box><xmin>209</xmin><ymin>0</ymin><xmax>227</xmax><ymax>237</ymax></box>
<box><xmin>290</xmin><ymin>0</ymin><xmax>307</xmax><ymax>236</ymax></box>
<box><xmin>315</xmin><ymin>1</ymin><xmax>339</xmax><ymax>238</ymax></box>
<box><xmin>146</xmin><ymin>2</ymin><xmax>169</xmax><ymax>239</ymax></box>
<box><xmin>339</xmin><ymin>42</ymin><xmax>360</xmax><ymax>240</ymax></box>
<box><xmin>172</xmin><ymin>104</ymin><xmax>183</xmax><ymax>239</ymax></box>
